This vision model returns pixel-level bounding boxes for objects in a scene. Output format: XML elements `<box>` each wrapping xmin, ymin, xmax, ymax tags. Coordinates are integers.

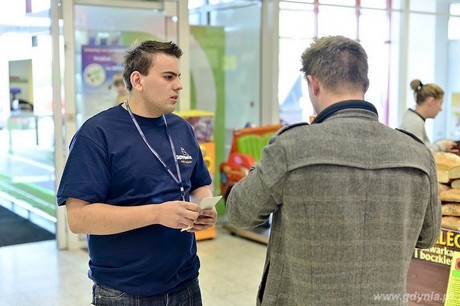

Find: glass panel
<box><xmin>449</xmin><ymin>16</ymin><xmax>460</xmax><ymax>40</ymax></box>
<box><xmin>0</xmin><ymin>1</ymin><xmax>56</xmax><ymax>235</ymax></box>
<box><xmin>189</xmin><ymin>0</ymin><xmax>207</xmax><ymax>9</ymax></box>
<box><xmin>320</xmin><ymin>0</ymin><xmax>355</xmax><ymax>6</ymax></box>
<box><xmin>73</xmin><ymin>5</ymin><xmax>176</xmax><ymax>124</ymax></box>
<box><xmin>189</xmin><ymin>4</ymin><xmax>261</xmax><ymax>146</ymax></box>
<box><xmin>279</xmin><ymin>37</ymin><xmax>314</xmax><ymax>124</ymax></box>
<box><xmin>317</xmin><ymin>5</ymin><xmax>356</xmax><ymax>38</ymax></box>
<box><xmin>189</xmin><ymin>12</ymin><xmax>202</xmax><ymax>25</ymax></box>
<box><xmin>410</xmin><ymin>0</ymin><xmax>437</xmax><ymax>13</ymax></box>
<box><xmin>360</xmin><ymin>9</ymin><xmax>388</xmax><ymax>42</ymax></box>
<box><xmin>452</xmin><ymin>3</ymin><xmax>460</xmax><ymax>15</ymax></box>
<box><xmin>209</xmin><ymin>0</ymin><xmax>236</xmax><ymax>4</ymax></box>
<box><xmin>406</xmin><ymin>13</ymin><xmax>437</xmax><ymax>95</ymax></box>
<box><xmin>279</xmin><ymin>1</ymin><xmax>315</xmax><ymax>124</ymax></box>
<box><xmin>391</xmin><ymin>0</ymin><xmax>403</xmax><ymax>10</ymax></box>
<box><xmin>278</xmin><ymin>1</ymin><xmax>398</xmax><ymax>126</ymax></box>
<box><xmin>280</xmin><ymin>1</ymin><xmax>313</xmax><ymax>10</ymax></box>
<box><xmin>449</xmin><ymin>3</ymin><xmax>460</xmax><ymax>40</ymax></box>
<box><xmin>448</xmin><ymin>40</ymin><xmax>460</xmax><ymax>139</ymax></box>
<box><xmin>405</xmin><ymin>13</ymin><xmax>438</xmax><ymax>137</ymax></box>
<box><xmin>189</xmin><ymin>2</ymin><xmax>261</xmax><ymax>195</ymax></box>
<box><xmin>387</xmin><ymin>10</ymin><xmax>401</xmax><ymax>128</ymax></box>
<box><xmin>360</xmin><ymin>9</ymin><xmax>390</xmax><ymax>123</ymax></box>
<box><xmin>360</xmin><ymin>0</ymin><xmax>387</xmax><ymax>9</ymax></box>
<box><xmin>282</xmin><ymin>0</ymin><xmax>314</xmax><ymax>3</ymax></box>
<box><xmin>279</xmin><ymin>6</ymin><xmax>315</xmax><ymax>38</ymax></box>
<box><xmin>209</xmin><ymin>5</ymin><xmax>261</xmax><ymax>128</ymax></box>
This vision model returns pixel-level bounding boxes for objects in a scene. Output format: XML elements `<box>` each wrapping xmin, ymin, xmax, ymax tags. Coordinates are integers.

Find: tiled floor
<box><xmin>0</xmin><ymin>224</ymin><xmax>267</xmax><ymax>306</ymax></box>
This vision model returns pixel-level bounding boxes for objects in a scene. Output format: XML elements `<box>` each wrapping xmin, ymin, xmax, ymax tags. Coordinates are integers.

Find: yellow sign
<box><xmin>445</xmin><ymin>251</ymin><xmax>460</xmax><ymax>305</ymax></box>
<box><xmin>452</xmin><ymin>93</ymin><xmax>460</xmax><ymax>136</ymax></box>
<box><xmin>413</xmin><ymin>230</ymin><xmax>460</xmax><ymax>266</ymax></box>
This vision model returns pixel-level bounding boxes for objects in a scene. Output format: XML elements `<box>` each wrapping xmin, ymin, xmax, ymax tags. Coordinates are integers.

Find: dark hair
<box><xmin>409</xmin><ymin>79</ymin><xmax>444</xmax><ymax>105</ymax></box>
<box><xmin>300</xmin><ymin>35</ymin><xmax>369</xmax><ymax>93</ymax></box>
<box><xmin>123</xmin><ymin>40</ymin><xmax>183</xmax><ymax>91</ymax></box>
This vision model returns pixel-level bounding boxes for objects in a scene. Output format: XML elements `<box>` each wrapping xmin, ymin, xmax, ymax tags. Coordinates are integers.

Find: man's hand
<box><xmin>157</xmin><ymin>201</ymin><xmax>200</xmax><ymax>229</ymax></box>
<box><xmin>185</xmin><ymin>208</ymin><xmax>217</xmax><ymax>232</ymax></box>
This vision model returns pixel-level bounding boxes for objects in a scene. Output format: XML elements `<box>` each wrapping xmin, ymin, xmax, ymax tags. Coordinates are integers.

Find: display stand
<box><xmin>406</xmin><ymin>228</ymin><xmax>460</xmax><ymax>305</ymax></box>
<box><xmin>223</xmin><ymin>223</ymin><xmax>270</xmax><ymax>245</ymax></box>
<box><xmin>219</xmin><ymin>124</ymin><xmax>283</xmax><ymax>244</ymax></box>
<box><xmin>195</xmin><ymin>224</ymin><xmax>217</xmax><ymax>241</ymax></box>
<box><xmin>175</xmin><ymin>110</ymin><xmax>217</xmax><ymax>241</ymax></box>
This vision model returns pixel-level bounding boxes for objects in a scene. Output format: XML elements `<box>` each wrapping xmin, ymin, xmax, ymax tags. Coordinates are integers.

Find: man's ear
<box><xmin>307</xmin><ymin>75</ymin><xmax>320</xmax><ymax>96</ymax></box>
<box><xmin>130</xmin><ymin>71</ymin><xmax>143</xmax><ymax>91</ymax></box>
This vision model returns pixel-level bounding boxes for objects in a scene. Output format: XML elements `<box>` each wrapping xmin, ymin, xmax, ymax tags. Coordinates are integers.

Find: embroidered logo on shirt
<box><xmin>176</xmin><ymin>147</ymin><xmax>192</xmax><ymax>164</ymax></box>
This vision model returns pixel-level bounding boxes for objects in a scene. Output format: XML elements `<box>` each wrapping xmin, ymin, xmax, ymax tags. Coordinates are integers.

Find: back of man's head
<box><xmin>300</xmin><ymin>35</ymin><xmax>369</xmax><ymax>94</ymax></box>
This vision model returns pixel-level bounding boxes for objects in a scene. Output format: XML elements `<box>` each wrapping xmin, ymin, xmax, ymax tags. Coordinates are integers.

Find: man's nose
<box><xmin>175</xmin><ymin>79</ymin><xmax>183</xmax><ymax>91</ymax></box>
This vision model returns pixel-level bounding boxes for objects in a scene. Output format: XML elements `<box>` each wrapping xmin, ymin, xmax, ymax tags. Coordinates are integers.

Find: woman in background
<box><xmin>109</xmin><ymin>73</ymin><xmax>129</xmax><ymax>105</ymax></box>
<box><xmin>399</xmin><ymin>79</ymin><xmax>456</xmax><ymax>153</ymax></box>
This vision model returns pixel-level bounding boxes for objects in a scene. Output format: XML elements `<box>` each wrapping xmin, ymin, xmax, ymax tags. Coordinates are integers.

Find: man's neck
<box><xmin>316</xmin><ymin>92</ymin><xmax>365</xmax><ymax>114</ymax></box>
<box><xmin>124</xmin><ymin>98</ymin><xmax>162</xmax><ymax>118</ymax></box>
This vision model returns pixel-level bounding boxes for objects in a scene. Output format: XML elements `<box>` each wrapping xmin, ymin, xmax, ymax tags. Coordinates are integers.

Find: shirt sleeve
<box><xmin>226</xmin><ymin>137</ymin><xmax>286</xmax><ymax>229</ymax></box>
<box><xmin>56</xmin><ymin>133</ymin><xmax>111</xmax><ymax>205</ymax></box>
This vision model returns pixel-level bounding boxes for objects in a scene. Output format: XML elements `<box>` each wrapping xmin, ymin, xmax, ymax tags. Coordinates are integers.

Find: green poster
<box><xmin>190</xmin><ymin>26</ymin><xmax>226</xmax><ymax>215</ymax></box>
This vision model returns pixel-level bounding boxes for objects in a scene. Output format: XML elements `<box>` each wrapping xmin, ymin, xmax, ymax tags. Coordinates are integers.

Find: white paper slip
<box><xmin>181</xmin><ymin>196</ymin><xmax>223</xmax><ymax>232</ymax></box>
<box><xmin>200</xmin><ymin>195</ymin><xmax>222</xmax><ymax>209</ymax></box>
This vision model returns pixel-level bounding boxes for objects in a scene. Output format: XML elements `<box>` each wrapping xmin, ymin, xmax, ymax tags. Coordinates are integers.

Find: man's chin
<box><xmin>165</xmin><ymin>105</ymin><xmax>176</xmax><ymax>114</ymax></box>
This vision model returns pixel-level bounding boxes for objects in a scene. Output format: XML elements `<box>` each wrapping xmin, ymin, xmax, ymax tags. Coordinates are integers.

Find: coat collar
<box><xmin>312</xmin><ymin>100</ymin><xmax>378</xmax><ymax>124</ymax></box>
<box><xmin>408</xmin><ymin>108</ymin><xmax>425</xmax><ymax>121</ymax></box>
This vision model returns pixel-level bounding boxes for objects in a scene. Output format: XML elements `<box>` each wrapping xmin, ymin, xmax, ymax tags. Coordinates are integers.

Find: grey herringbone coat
<box><xmin>226</xmin><ymin>101</ymin><xmax>441</xmax><ymax>306</ymax></box>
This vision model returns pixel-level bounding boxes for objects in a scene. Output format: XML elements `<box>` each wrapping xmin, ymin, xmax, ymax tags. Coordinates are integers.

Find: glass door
<box><xmin>188</xmin><ymin>1</ymin><xmax>263</xmax><ymax>197</ymax></box>
<box><xmin>0</xmin><ymin>0</ymin><xmax>58</xmax><ymax>247</ymax></box>
<box><xmin>58</xmin><ymin>0</ymin><xmax>183</xmax><ymax>249</ymax></box>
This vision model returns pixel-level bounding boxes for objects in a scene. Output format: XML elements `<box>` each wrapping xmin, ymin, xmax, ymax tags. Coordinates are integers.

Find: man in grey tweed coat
<box><xmin>226</xmin><ymin>36</ymin><xmax>441</xmax><ymax>305</ymax></box>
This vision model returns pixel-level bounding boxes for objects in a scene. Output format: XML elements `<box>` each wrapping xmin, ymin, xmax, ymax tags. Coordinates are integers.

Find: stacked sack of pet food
<box><xmin>435</xmin><ymin>152</ymin><xmax>460</xmax><ymax>231</ymax></box>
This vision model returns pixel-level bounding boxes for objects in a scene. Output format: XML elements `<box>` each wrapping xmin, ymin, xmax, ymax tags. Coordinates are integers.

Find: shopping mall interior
<box><xmin>1</xmin><ymin>0</ymin><xmax>460</xmax><ymax>305</ymax></box>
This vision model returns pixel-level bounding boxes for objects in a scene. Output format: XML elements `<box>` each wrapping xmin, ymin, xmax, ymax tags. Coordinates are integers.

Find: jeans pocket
<box><xmin>93</xmin><ymin>283</ymin><xmax>128</xmax><ymax>305</ymax></box>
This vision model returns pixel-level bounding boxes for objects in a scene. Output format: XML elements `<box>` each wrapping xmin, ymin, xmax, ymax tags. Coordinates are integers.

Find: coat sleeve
<box><xmin>416</xmin><ymin>156</ymin><xmax>442</xmax><ymax>249</ymax></box>
<box><xmin>225</xmin><ymin>137</ymin><xmax>287</xmax><ymax>229</ymax></box>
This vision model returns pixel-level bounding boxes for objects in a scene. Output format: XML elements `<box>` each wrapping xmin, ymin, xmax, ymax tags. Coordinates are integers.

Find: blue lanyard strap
<box><xmin>125</xmin><ymin>100</ymin><xmax>185</xmax><ymax>200</ymax></box>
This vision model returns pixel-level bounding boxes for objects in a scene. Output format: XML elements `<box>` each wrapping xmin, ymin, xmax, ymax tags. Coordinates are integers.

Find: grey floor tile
<box><xmin>0</xmin><ymin>225</ymin><xmax>266</xmax><ymax>306</ymax></box>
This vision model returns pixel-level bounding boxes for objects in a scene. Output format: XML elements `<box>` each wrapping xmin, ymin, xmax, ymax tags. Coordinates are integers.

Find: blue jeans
<box><xmin>92</xmin><ymin>278</ymin><xmax>202</xmax><ymax>306</ymax></box>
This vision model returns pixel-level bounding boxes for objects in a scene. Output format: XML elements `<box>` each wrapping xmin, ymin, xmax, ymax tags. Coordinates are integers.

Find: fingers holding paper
<box><xmin>186</xmin><ymin>208</ymin><xmax>217</xmax><ymax>232</ymax></box>
<box><xmin>181</xmin><ymin>195</ymin><xmax>221</xmax><ymax>232</ymax></box>
<box><xmin>158</xmin><ymin>201</ymin><xmax>200</xmax><ymax>230</ymax></box>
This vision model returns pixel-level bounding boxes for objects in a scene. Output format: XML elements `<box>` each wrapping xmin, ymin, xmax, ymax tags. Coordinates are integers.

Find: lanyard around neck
<box><xmin>124</xmin><ymin>100</ymin><xmax>185</xmax><ymax>200</ymax></box>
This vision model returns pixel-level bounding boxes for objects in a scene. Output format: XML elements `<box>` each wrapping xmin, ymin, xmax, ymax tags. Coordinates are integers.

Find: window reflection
<box><xmin>317</xmin><ymin>6</ymin><xmax>355</xmax><ymax>38</ymax></box>
<box><xmin>278</xmin><ymin>0</ymin><xmax>460</xmax><ymax>138</ymax></box>
<box><xmin>279</xmin><ymin>6</ymin><xmax>314</xmax><ymax>38</ymax></box>
<box><xmin>449</xmin><ymin>3</ymin><xmax>460</xmax><ymax>40</ymax></box>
